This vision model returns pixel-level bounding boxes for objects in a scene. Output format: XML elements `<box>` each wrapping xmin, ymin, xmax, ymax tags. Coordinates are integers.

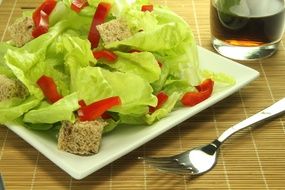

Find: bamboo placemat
<box><xmin>1</xmin><ymin>0</ymin><xmax>285</xmax><ymax>189</ymax></box>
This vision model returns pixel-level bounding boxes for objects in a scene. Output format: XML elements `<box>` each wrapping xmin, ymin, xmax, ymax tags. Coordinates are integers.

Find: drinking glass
<box><xmin>210</xmin><ymin>0</ymin><xmax>285</xmax><ymax>61</ymax></box>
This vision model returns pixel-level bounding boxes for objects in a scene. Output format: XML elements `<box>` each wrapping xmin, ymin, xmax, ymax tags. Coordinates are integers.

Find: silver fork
<box><xmin>140</xmin><ymin>97</ymin><xmax>285</xmax><ymax>176</ymax></box>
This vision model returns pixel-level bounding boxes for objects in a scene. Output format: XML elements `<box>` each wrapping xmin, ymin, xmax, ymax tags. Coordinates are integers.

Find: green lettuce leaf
<box><xmin>145</xmin><ymin>92</ymin><xmax>181</xmax><ymax>124</ymax></box>
<box><xmin>24</xmin><ymin>123</ymin><xmax>56</xmax><ymax>131</ymax></box>
<box><xmin>55</xmin><ymin>34</ymin><xmax>96</xmax><ymax>67</ymax></box>
<box><xmin>23</xmin><ymin>93</ymin><xmax>79</xmax><ymax>124</ymax></box>
<box><xmin>70</xmin><ymin>66</ymin><xmax>157</xmax><ymax>115</ymax></box>
<box><xmin>155</xmin><ymin>37</ymin><xmax>200</xmax><ymax>87</ymax></box>
<box><xmin>118</xmin><ymin>4</ymin><xmax>158</xmax><ymax>33</ymax></box>
<box><xmin>0</xmin><ymin>97</ymin><xmax>41</xmax><ymax>124</ymax></box>
<box><xmin>200</xmin><ymin>69</ymin><xmax>236</xmax><ymax>93</ymax></box>
<box><xmin>5</xmin><ymin>48</ymin><xmax>46</xmax><ymax>99</ymax></box>
<box><xmin>110</xmin><ymin>51</ymin><xmax>161</xmax><ymax>83</ymax></box>
<box><xmin>119</xmin><ymin>113</ymin><xmax>146</xmax><ymax>125</ymax></box>
<box><xmin>50</xmin><ymin>1</ymin><xmax>93</xmax><ymax>34</ymax></box>
<box><xmin>0</xmin><ymin>43</ymin><xmax>18</xmax><ymax>78</ymax></box>
<box><xmin>162</xmin><ymin>79</ymin><xmax>195</xmax><ymax>95</ymax></box>
<box><xmin>107</xmin><ymin>5</ymin><xmax>201</xmax><ymax>87</ymax></box>
<box><xmin>106</xmin><ymin>22</ymin><xmax>188</xmax><ymax>51</ymax></box>
<box><xmin>153</xmin><ymin>7</ymin><xmax>201</xmax><ymax>86</ymax></box>
<box><xmin>4</xmin><ymin>44</ymin><xmax>70</xmax><ymax>99</ymax></box>
<box><xmin>103</xmin><ymin>118</ymin><xmax>120</xmax><ymax>133</ymax></box>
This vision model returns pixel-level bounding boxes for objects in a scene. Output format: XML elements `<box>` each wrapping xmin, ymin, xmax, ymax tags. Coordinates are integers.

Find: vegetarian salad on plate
<box><xmin>0</xmin><ymin>0</ymin><xmax>234</xmax><ymax>156</ymax></box>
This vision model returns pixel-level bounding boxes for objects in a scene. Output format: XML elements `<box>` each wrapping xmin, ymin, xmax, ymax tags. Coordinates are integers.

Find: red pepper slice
<box><xmin>71</xmin><ymin>0</ymin><xmax>89</xmax><ymax>13</ymax></box>
<box><xmin>37</xmin><ymin>75</ymin><xmax>63</xmax><ymax>103</ymax></box>
<box><xmin>141</xmin><ymin>5</ymin><xmax>153</xmax><ymax>12</ymax></box>
<box><xmin>88</xmin><ymin>2</ymin><xmax>111</xmax><ymax>49</ymax></box>
<box><xmin>78</xmin><ymin>96</ymin><xmax>121</xmax><ymax>121</ymax></box>
<box><xmin>93</xmin><ymin>50</ymin><xmax>117</xmax><ymax>62</ymax></box>
<box><xmin>78</xmin><ymin>99</ymin><xmax>113</xmax><ymax>119</ymax></box>
<box><xmin>32</xmin><ymin>10</ymin><xmax>49</xmax><ymax>38</ymax></box>
<box><xmin>181</xmin><ymin>79</ymin><xmax>214</xmax><ymax>107</ymax></box>
<box><xmin>32</xmin><ymin>0</ymin><xmax>56</xmax><ymax>38</ymax></box>
<box><xmin>149</xmin><ymin>92</ymin><xmax>168</xmax><ymax>113</ymax></box>
<box><xmin>78</xmin><ymin>99</ymin><xmax>87</xmax><ymax>107</ymax></box>
<box><xmin>33</xmin><ymin>0</ymin><xmax>56</xmax><ymax>26</ymax></box>
<box><xmin>101</xmin><ymin>112</ymin><xmax>112</xmax><ymax>119</ymax></box>
<box><xmin>195</xmin><ymin>79</ymin><xmax>214</xmax><ymax>93</ymax></box>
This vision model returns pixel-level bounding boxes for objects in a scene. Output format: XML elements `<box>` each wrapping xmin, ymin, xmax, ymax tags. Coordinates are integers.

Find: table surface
<box><xmin>1</xmin><ymin>0</ymin><xmax>285</xmax><ymax>189</ymax></box>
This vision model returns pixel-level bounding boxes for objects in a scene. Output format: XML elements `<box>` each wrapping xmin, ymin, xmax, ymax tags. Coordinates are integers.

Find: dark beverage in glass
<box><xmin>210</xmin><ymin>0</ymin><xmax>285</xmax><ymax>60</ymax></box>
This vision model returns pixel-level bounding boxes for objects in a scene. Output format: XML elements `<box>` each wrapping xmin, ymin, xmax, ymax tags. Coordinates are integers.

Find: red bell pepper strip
<box><xmin>71</xmin><ymin>0</ymin><xmax>88</xmax><ymax>13</ymax></box>
<box><xmin>141</xmin><ymin>5</ymin><xmax>153</xmax><ymax>12</ymax></box>
<box><xmin>88</xmin><ymin>2</ymin><xmax>111</xmax><ymax>49</ymax></box>
<box><xmin>33</xmin><ymin>0</ymin><xmax>56</xmax><ymax>26</ymax></box>
<box><xmin>32</xmin><ymin>10</ymin><xmax>49</xmax><ymax>38</ymax></box>
<box><xmin>181</xmin><ymin>79</ymin><xmax>214</xmax><ymax>107</ymax></box>
<box><xmin>37</xmin><ymin>75</ymin><xmax>63</xmax><ymax>103</ymax></box>
<box><xmin>149</xmin><ymin>92</ymin><xmax>168</xmax><ymax>113</ymax></box>
<box><xmin>93</xmin><ymin>50</ymin><xmax>118</xmax><ymax>62</ymax></box>
<box><xmin>78</xmin><ymin>99</ymin><xmax>87</xmax><ymax>107</ymax></box>
<box><xmin>78</xmin><ymin>96</ymin><xmax>121</xmax><ymax>121</ymax></box>
<box><xmin>101</xmin><ymin>112</ymin><xmax>112</xmax><ymax>119</ymax></box>
<box><xmin>195</xmin><ymin>79</ymin><xmax>214</xmax><ymax>93</ymax></box>
<box><xmin>32</xmin><ymin>0</ymin><xmax>57</xmax><ymax>38</ymax></box>
<box><xmin>78</xmin><ymin>99</ymin><xmax>113</xmax><ymax>119</ymax></box>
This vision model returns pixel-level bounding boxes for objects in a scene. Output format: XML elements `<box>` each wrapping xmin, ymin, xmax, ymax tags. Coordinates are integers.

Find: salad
<box><xmin>0</xmin><ymin>0</ymin><xmax>234</xmax><ymax>155</ymax></box>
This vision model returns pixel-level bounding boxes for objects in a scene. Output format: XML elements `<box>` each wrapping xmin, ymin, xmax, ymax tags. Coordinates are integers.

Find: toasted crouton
<box><xmin>8</xmin><ymin>17</ymin><xmax>34</xmax><ymax>47</ymax></box>
<box><xmin>58</xmin><ymin>119</ymin><xmax>108</xmax><ymax>155</ymax></box>
<box><xmin>96</xmin><ymin>19</ymin><xmax>132</xmax><ymax>44</ymax></box>
<box><xmin>0</xmin><ymin>74</ymin><xmax>28</xmax><ymax>101</ymax></box>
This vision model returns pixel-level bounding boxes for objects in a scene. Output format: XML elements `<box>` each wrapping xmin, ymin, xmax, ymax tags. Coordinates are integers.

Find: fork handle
<box><xmin>217</xmin><ymin>97</ymin><xmax>285</xmax><ymax>144</ymax></box>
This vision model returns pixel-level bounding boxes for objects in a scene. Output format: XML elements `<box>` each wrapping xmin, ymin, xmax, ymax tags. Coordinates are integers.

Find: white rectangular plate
<box><xmin>6</xmin><ymin>46</ymin><xmax>259</xmax><ymax>179</ymax></box>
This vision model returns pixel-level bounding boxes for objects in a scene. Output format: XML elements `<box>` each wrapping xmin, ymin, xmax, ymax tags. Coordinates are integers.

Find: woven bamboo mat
<box><xmin>1</xmin><ymin>0</ymin><xmax>285</xmax><ymax>189</ymax></box>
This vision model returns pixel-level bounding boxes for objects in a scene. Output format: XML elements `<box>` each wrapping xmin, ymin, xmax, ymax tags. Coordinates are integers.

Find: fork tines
<box><xmin>139</xmin><ymin>156</ymin><xmax>194</xmax><ymax>175</ymax></box>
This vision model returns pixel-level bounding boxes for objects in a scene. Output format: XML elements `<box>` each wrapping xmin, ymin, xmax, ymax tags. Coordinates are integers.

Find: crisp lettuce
<box><xmin>23</xmin><ymin>93</ymin><xmax>79</xmax><ymax>124</ymax></box>
<box><xmin>119</xmin><ymin>5</ymin><xmax>158</xmax><ymax>33</ymax></box>
<box><xmin>0</xmin><ymin>43</ymin><xmax>16</xmax><ymax>78</ymax></box>
<box><xmin>111</xmin><ymin>51</ymin><xmax>161</xmax><ymax>83</ymax></box>
<box><xmin>145</xmin><ymin>92</ymin><xmax>181</xmax><ymax>124</ymax></box>
<box><xmin>200</xmin><ymin>70</ymin><xmax>236</xmax><ymax>93</ymax></box>
<box><xmin>106</xmin><ymin>22</ymin><xmax>189</xmax><ymax>51</ymax></box>
<box><xmin>0</xmin><ymin>97</ymin><xmax>40</xmax><ymax>123</ymax></box>
<box><xmin>70</xmin><ymin>66</ymin><xmax>157</xmax><ymax>115</ymax></box>
<box><xmin>106</xmin><ymin>5</ymin><xmax>201</xmax><ymax>88</ymax></box>
<box><xmin>5</xmin><ymin>49</ymin><xmax>46</xmax><ymax>100</ymax></box>
<box><xmin>103</xmin><ymin>117</ymin><xmax>120</xmax><ymax>133</ymax></box>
